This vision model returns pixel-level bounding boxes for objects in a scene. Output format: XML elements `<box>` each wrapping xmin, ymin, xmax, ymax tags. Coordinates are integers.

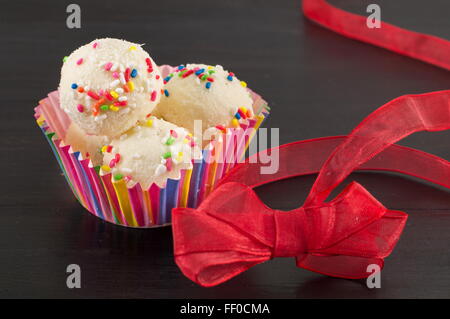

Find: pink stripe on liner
<box><xmin>81</xmin><ymin>160</ymin><xmax>114</xmax><ymax>223</ymax></box>
<box><xmin>55</xmin><ymin>141</ymin><xmax>88</xmax><ymax>208</ymax></box>
<box><xmin>149</xmin><ymin>184</ymin><xmax>160</xmax><ymax>225</ymax></box>
<box><xmin>100</xmin><ymin>173</ymin><xmax>125</xmax><ymax>225</ymax></box>
<box><xmin>128</xmin><ymin>185</ymin><xmax>145</xmax><ymax>227</ymax></box>
<box><xmin>68</xmin><ymin>151</ymin><xmax>96</xmax><ymax>214</ymax></box>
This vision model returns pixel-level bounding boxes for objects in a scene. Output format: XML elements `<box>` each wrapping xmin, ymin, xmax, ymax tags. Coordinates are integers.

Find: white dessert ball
<box><xmin>64</xmin><ymin>122</ymin><xmax>109</xmax><ymax>166</ymax></box>
<box><xmin>153</xmin><ymin>63</ymin><xmax>254</xmax><ymax>134</ymax></box>
<box><xmin>102</xmin><ymin>116</ymin><xmax>202</xmax><ymax>189</ymax></box>
<box><xmin>59</xmin><ymin>38</ymin><xmax>164</xmax><ymax>137</ymax></box>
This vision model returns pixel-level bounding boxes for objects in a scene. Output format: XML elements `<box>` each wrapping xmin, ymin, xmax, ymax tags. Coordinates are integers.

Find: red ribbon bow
<box><xmin>172</xmin><ymin>1</ymin><xmax>450</xmax><ymax>287</ymax></box>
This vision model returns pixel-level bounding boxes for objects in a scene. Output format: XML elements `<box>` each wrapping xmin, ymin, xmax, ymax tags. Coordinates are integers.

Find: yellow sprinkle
<box><xmin>231</xmin><ymin>118</ymin><xmax>239</xmax><ymax>127</ymax></box>
<box><xmin>176</xmin><ymin>152</ymin><xmax>184</xmax><ymax>162</ymax></box>
<box><xmin>101</xmin><ymin>165</ymin><xmax>111</xmax><ymax>172</ymax></box>
<box><xmin>101</xmin><ymin>146</ymin><xmax>108</xmax><ymax>153</ymax></box>
<box><xmin>145</xmin><ymin>119</ymin><xmax>153</xmax><ymax>127</ymax></box>
<box><xmin>110</xmin><ymin>91</ymin><xmax>119</xmax><ymax>99</ymax></box>
<box><xmin>128</xmin><ymin>80</ymin><xmax>135</xmax><ymax>92</ymax></box>
<box><xmin>207</xmin><ymin>66</ymin><xmax>213</xmax><ymax>70</ymax></box>
<box><xmin>183</xmin><ymin>138</ymin><xmax>189</xmax><ymax>144</ymax></box>
<box><xmin>240</xmin><ymin>106</ymin><xmax>247</xmax><ymax>113</ymax></box>
<box><xmin>129</xmin><ymin>46</ymin><xmax>137</xmax><ymax>51</ymax></box>
<box><xmin>240</xmin><ymin>81</ymin><xmax>247</xmax><ymax>88</ymax></box>
<box><xmin>110</xmin><ymin>105</ymin><xmax>120</xmax><ymax>112</ymax></box>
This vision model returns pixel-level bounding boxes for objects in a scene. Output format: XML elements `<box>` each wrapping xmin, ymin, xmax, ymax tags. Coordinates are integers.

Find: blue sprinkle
<box><xmin>130</xmin><ymin>69</ymin><xmax>138</xmax><ymax>78</ymax></box>
<box><xmin>235</xmin><ymin>112</ymin><xmax>241</xmax><ymax>120</ymax></box>
<box><xmin>71</xmin><ymin>83</ymin><xmax>78</xmax><ymax>89</ymax></box>
<box><xmin>164</xmin><ymin>89</ymin><xmax>169</xmax><ymax>97</ymax></box>
<box><xmin>227</xmin><ymin>75</ymin><xmax>233</xmax><ymax>81</ymax></box>
<box><xmin>177</xmin><ymin>65</ymin><xmax>185</xmax><ymax>70</ymax></box>
<box><xmin>164</xmin><ymin>76</ymin><xmax>171</xmax><ymax>83</ymax></box>
<box><xmin>195</xmin><ymin>68</ymin><xmax>205</xmax><ymax>75</ymax></box>
<box><xmin>205</xmin><ymin>82</ymin><xmax>211</xmax><ymax>89</ymax></box>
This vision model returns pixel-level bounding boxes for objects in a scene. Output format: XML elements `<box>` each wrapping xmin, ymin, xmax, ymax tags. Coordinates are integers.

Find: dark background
<box><xmin>0</xmin><ymin>0</ymin><xmax>449</xmax><ymax>298</ymax></box>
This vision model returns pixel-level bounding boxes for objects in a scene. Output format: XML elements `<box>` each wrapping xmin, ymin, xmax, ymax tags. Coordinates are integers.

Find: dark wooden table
<box><xmin>1</xmin><ymin>0</ymin><xmax>449</xmax><ymax>298</ymax></box>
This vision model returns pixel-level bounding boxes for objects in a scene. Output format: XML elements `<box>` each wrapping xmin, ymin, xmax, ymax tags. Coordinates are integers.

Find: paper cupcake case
<box><xmin>34</xmin><ymin>79</ymin><xmax>269</xmax><ymax>228</ymax></box>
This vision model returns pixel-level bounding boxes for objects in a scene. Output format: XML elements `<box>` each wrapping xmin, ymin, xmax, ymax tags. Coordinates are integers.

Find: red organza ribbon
<box><xmin>172</xmin><ymin>0</ymin><xmax>450</xmax><ymax>287</ymax></box>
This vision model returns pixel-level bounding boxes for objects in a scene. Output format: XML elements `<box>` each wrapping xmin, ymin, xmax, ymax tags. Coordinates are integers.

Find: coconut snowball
<box><xmin>64</xmin><ymin>122</ymin><xmax>109</xmax><ymax>166</ymax></box>
<box><xmin>153</xmin><ymin>63</ymin><xmax>254</xmax><ymax>135</ymax></box>
<box><xmin>102</xmin><ymin>117</ymin><xmax>202</xmax><ymax>189</ymax></box>
<box><xmin>59</xmin><ymin>38</ymin><xmax>164</xmax><ymax>137</ymax></box>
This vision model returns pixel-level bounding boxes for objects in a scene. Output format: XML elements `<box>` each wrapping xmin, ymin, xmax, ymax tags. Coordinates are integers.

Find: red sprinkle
<box><xmin>115</xmin><ymin>153</ymin><xmax>121</xmax><ymax>163</ymax></box>
<box><xmin>165</xmin><ymin>158</ymin><xmax>173</xmax><ymax>172</ymax></box>
<box><xmin>77</xmin><ymin>104</ymin><xmax>84</xmax><ymax>113</ymax></box>
<box><xmin>87</xmin><ymin>91</ymin><xmax>100</xmax><ymax>100</ymax></box>
<box><xmin>147</xmin><ymin>67</ymin><xmax>153</xmax><ymax>73</ymax></box>
<box><xmin>182</xmin><ymin>70</ymin><xmax>194</xmax><ymax>78</ymax></box>
<box><xmin>156</xmin><ymin>75</ymin><xmax>160</xmax><ymax>80</ymax></box>
<box><xmin>238</xmin><ymin>109</ymin><xmax>246</xmax><ymax>119</ymax></box>
<box><xmin>124</xmin><ymin>68</ymin><xmax>131</xmax><ymax>82</ymax></box>
<box><xmin>215</xmin><ymin>125</ymin><xmax>226</xmax><ymax>133</ymax></box>
<box><xmin>104</xmin><ymin>62</ymin><xmax>113</xmax><ymax>71</ymax></box>
<box><xmin>76</xmin><ymin>58</ymin><xmax>83</xmax><ymax>65</ymax></box>
<box><xmin>145</xmin><ymin>58</ymin><xmax>152</xmax><ymax>67</ymax></box>
<box><xmin>93</xmin><ymin>42</ymin><xmax>98</xmax><ymax>49</ymax></box>
<box><xmin>170</xmin><ymin>130</ymin><xmax>178</xmax><ymax>138</ymax></box>
<box><xmin>150</xmin><ymin>90</ymin><xmax>157</xmax><ymax>102</ymax></box>
<box><xmin>146</xmin><ymin>113</ymin><xmax>152</xmax><ymax>118</ymax></box>
<box><xmin>109</xmin><ymin>159</ymin><xmax>117</xmax><ymax>168</ymax></box>
<box><xmin>105</xmin><ymin>92</ymin><xmax>114</xmax><ymax>101</ymax></box>
<box><xmin>114</xmin><ymin>101</ymin><xmax>127</xmax><ymax>107</ymax></box>
<box><xmin>207</xmin><ymin>77</ymin><xmax>214</xmax><ymax>82</ymax></box>
<box><xmin>106</xmin><ymin>145</ymin><xmax>113</xmax><ymax>153</ymax></box>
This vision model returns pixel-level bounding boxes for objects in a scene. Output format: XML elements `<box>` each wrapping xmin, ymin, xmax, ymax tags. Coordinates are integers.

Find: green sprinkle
<box><xmin>165</xmin><ymin>137</ymin><xmax>175</xmax><ymax>145</ymax></box>
<box><xmin>163</xmin><ymin>151</ymin><xmax>172</xmax><ymax>159</ymax></box>
<box><xmin>63</xmin><ymin>56</ymin><xmax>68</xmax><ymax>63</ymax></box>
<box><xmin>208</xmin><ymin>70</ymin><xmax>215</xmax><ymax>75</ymax></box>
<box><xmin>100</xmin><ymin>105</ymin><xmax>109</xmax><ymax>111</ymax></box>
<box><xmin>113</xmin><ymin>174</ymin><xmax>123</xmax><ymax>181</ymax></box>
<box><xmin>179</xmin><ymin>70</ymin><xmax>187</xmax><ymax>77</ymax></box>
<box><xmin>201</xmin><ymin>74</ymin><xmax>208</xmax><ymax>81</ymax></box>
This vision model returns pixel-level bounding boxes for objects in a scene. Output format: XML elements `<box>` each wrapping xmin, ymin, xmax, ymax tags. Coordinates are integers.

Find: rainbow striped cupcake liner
<box><xmin>34</xmin><ymin>71</ymin><xmax>269</xmax><ymax>228</ymax></box>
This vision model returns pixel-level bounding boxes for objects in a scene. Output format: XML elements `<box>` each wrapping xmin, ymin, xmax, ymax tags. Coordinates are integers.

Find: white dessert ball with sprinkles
<box><xmin>101</xmin><ymin>116</ymin><xmax>202</xmax><ymax>189</ymax></box>
<box><xmin>153</xmin><ymin>63</ymin><xmax>254</xmax><ymax>134</ymax></box>
<box><xmin>59</xmin><ymin>38</ymin><xmax>164</xmax><ymax>137</ymax></box>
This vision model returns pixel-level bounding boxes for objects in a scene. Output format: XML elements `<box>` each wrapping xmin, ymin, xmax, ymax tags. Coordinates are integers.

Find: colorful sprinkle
<box><xmin>63</xmin><ymin>56</ymin><xmax>68</xmax><ymax>63</ymax></box>
<box><xmin>77</xmin><ymin>104</ymin><xmax>84</xmax><ymax>113</ymax></box>
<box><xmin>165</xmin><ymin>158</ymin><xmax>173</xmax><ymax>172</ymax></box>
<box><xmin>101</xmin><ymin>165</ymin><xmax>110</xmax><ymax>172</ymax></box>
<box><xmin>87</xmin><ymin>91</ymin><xmax>100</xmax><ymax>100</ymax></box>
<box><xmin>110</xmin><ymin>91</ymin><xmax>119</xmax><ymax>99</ymax></box>
<box><xmin>130</xmin><ymin>69</ymin><xmax>138</xmax><ymax>78</ymax></box>
<box><xmin>195</xmin><ymin>68</ymin><xmax>205</xmax><ymax>75</ymax></box>
<box><xmin>163</xmin><ymin>151</ymin><xmax>171</xmax><ymax>159</ymax></box>
<box><xmin>113</xmin><ymin>174</ymin><xmax>123</xmax><ymax>181</ymax></box>
<box><xmin>129</xmin><ymin>46</ymin><xmax>137</xmax><ymax>51</ymax></box>
<box><xmin>240</xmin><ymin>81</ymin><xmax>247</xmax><ymax>88</ymax></box>
<box><xmin>231</xmin><ymin>118</ymin><xmax>240</xmax><ymax>127</ymax></box>
<box><xmin>77</xmin><ymin>87</ymin><xmax>84</xmax><ymax>93</ymax></box>
<box><xmin>150</xmin><ymin>90</ymin><xmax>157</xmax><ymax>102</ymax></box>
<box><xmin>227</xmin><ymin>75</ymin><xmax>233</xmax><ymax>81</ymax></box>
<box><xmin>109</xmin><ymin>159</ymin><xmax>117</xmax><ymax>168</ymax></box>
<box><xmin>145</xmin><ymin>119</ymin><xmax>153</xmax><ymax>127</ymax></box>
<box><xmin>93</xmin><ymin>42</ymin><xmax>98</xmax><ymax>49</ymax></box>
<box><xmin>104</xmin><ymin>62</ymin><xmax>113</xmax><ymax>71</ymax></box>
<box><xmin>164</xmin><ymin>89</ymin><xmax>169</xmax><ymax>97</ymax></box>
<box><xmin>165</xmin><ymin>136</ymin><xmax>175</xmax><ymax>146</ymax></box>
<box><xmin>127</xmin><ymin>80</ymin><xmax>135</xmax><ymax>92</ymax></box>
<box><xmin>110</xmin><ymin>105</ymin><xmax>120</xmax><ymax>112</ymax></box>
<box><xmin>71</xmin><ymin>83</ymin><xmax>78</xmax><ymax>89</ymax></box>
<box><xmin>205</xmin><ymin>82</ymin><xmax>211</xmax><ymax>89</ymax></box>
<box><xmin>76</xmin><ymin>58</ymin><xmax>83</xmax><ymax>65</ymax></box>
<box><xmin>100</xmin><ymin>105</ymin><xmax>109</xmax><ymax>111</ymax></box>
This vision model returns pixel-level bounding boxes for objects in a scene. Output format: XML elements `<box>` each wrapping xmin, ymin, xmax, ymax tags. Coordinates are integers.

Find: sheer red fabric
<box><xmin>172</xmin><ymin>0</ymin><xmax>450</xmax><ymax>287</ymax></box>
